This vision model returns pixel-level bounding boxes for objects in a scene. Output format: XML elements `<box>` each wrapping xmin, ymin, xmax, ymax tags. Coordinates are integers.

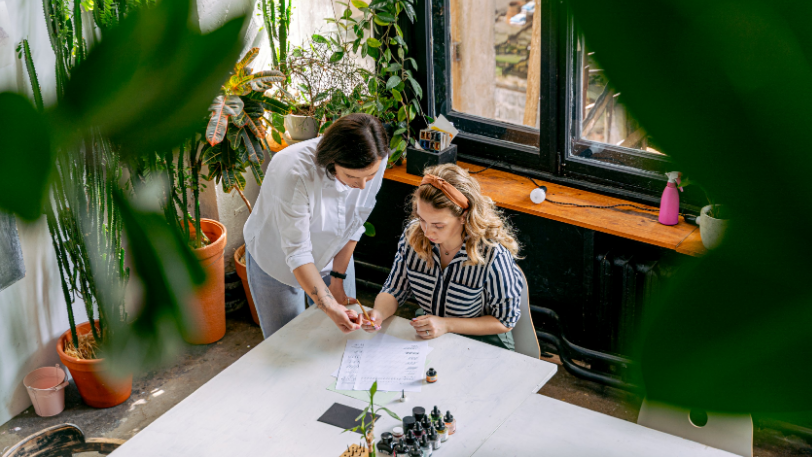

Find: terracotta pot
<box><xmin>56</xmin><ymin>321</ymin><xmax>132</xmax><ymax>408</ymax></box>
<box><xmin>185</xmin><ymin>218</ymin><xmax>228</xmax><ymax>344</ymax></box>
<box><xmin>234</xmin><ymin>244</ymin><xmax>260</xmax><ymax>326</ymax></box>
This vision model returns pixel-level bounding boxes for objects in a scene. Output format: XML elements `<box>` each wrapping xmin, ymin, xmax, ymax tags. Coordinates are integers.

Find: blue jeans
<box><xmin>245</xmin><ymin>250</ymin><xmax>356</xmax><ymax>339</ymax></box>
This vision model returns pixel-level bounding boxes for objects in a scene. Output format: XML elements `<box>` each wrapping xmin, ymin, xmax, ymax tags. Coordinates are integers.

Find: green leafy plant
<box><xmin>202</xmin><ymin>48</ymin><xmax>289</xmax><ymax>208</ymax></box>
<box><xmin>568</xmin><ymin>0</ymin><xmax>812</xmax><ymax>413</ymax></box>
<box><xmin>343</xmin><ymin>381</ymin><xmax>400</xmax><ymax>456</ymax></box>
<box><xmin>324</xmin><ymin>0</ymin><xmax>426</xmax><ymax>165</ymax></box>
<box><xmin>3</xmin><ymin>0</ymin><xmax>240</xmax><ymax>371</ymax></box>
<box><xmin>672</xmin><ymin>177</ymin><xmax>728</xmax><ymax>220</ymax></box>
<box><xmin>282</xmin><ymin>39</ymin><xmax>370</xmax><ymax>129</ymax></box>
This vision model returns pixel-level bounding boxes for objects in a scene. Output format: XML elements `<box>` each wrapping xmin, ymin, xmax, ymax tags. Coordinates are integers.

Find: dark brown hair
<box><xmin>316</xmin><ymin>113</ymin><xmax>389</xmax><ymax>176</ymax></box>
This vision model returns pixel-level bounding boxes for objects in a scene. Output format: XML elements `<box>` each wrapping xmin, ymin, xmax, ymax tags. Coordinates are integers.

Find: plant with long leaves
<box><xmin>203</xmin><ymin>48</ymin><xmax>289</xmax><ymax>207</ymax></box>
<box><xmin>2</xmin><ymin>0</ymin><xmax>241</xmax><ymax>371</ymax></box>
<box><xmin>343</xmin><ymin>381</ymin><xmax>400</xmax><ymax>456</ymax></box>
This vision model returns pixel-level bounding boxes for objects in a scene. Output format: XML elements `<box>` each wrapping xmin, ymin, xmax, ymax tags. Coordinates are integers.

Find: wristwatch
<box><xmin>329</xmin><ymin>270</ymin><xmax>347</xmax><ymax>280</ymax></box>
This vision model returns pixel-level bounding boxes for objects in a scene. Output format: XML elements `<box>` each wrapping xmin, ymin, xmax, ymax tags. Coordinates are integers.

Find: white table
<box><xmin>470</xmin><ymin>394</ymin><xmax>738</xmax><ymax>456</ymax></box>
<box><xmin>110</xmin><ymin>306</ymin><xmax>557</xmax><ymax>456</ymax></box>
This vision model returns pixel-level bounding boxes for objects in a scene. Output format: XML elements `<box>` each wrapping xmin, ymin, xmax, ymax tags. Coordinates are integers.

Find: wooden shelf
<box><xmin>384</xmin><ymin>161</ymin><xmax>707</xmax><ymax>257</ymax></box>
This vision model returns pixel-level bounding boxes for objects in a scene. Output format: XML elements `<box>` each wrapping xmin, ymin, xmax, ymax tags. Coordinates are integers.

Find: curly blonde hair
<box><xmin>406</xmin><ymin>164</ymin><xmax>521</xmax><ymax>267</ymax></box>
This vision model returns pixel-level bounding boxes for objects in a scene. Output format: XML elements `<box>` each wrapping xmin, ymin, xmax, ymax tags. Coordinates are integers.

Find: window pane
<box><xmin>449</xmin><ymin>0</ymin><xmax>540</xmax><ymax>131</ymax></box>
<box><xmin>574</xmin><ymin>39</ymin><xmax>665</xmax><ymax>158</ymax></box>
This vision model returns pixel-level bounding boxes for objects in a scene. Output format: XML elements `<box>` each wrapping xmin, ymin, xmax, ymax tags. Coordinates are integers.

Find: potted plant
<box><xmin>320</xmin><ymin>0</ymin><xmax>429</xmax><ymax>166</ymax></box>
<box><xmin>697</xmin><ymin>198</ymin><xmax>729</xmax><ymax>250</ymax></box>
<box><xmin>23</xmin><ymin>0</ymin><xmax>135</xmax><ymax>408</ymax></box>
<box><xmin>202</xmin><ymin>47</ymin><xmax>283</xmax><ymax>326</ymax></box>
<box><xmin>343</xmin><ymin>381</ymin><xmax>401</xmax><ymax>456</ymax></box>
<box><xmin>673</xmin><ymin>177</ymin><xmax>730</xmax><ymax>250</ymax></box>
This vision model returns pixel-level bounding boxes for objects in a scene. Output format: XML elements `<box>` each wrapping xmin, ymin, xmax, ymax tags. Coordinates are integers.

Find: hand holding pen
<box><xmin>357</xmin><ymin>301</ymin><xmax>383</xmax><ymax>332</ymax></box>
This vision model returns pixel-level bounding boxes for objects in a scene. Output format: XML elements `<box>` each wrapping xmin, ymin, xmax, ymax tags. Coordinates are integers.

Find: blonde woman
<box><xmin>363</xmin><ymin>164</ymin><xmax>524</xmax><ymax>350</ymax></box>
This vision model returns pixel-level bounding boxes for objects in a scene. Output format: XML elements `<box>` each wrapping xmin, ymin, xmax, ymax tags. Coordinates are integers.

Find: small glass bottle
<box><xmin>430</xmin><ymin>406</ymin><xmax>442</xmax><ymax>423</ymax></box>
<box><xmin>436</xmin><ymin>421</ymin><xmax>448</xmax><ymax>442</ymax></box>
<box><xmin>418</xmin><ymin>435</ymin><xmax>432</xmax><ymax>456</ymax></box>
<box><xmin>444</xmin><ymin>411</ymin><xmax>456</xmax><ymax>436</ymax></box>
<box><xmin>428</xmin><ymin>425</ymin><xmax>440</xmax><ymax>450</ymax></box>
<box><xmin>426</xmin><ymin>368</ymin><xmax>437</xmax><ymax>383</ymax></box>
<box><xmin>414</xmin><ymin>421</ymin><xmax>424</xmax><ymax>440</ymax></box>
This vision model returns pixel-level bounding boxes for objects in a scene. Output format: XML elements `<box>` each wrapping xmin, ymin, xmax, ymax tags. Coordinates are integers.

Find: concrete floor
<box><xmin>2</xmin><ymin>291</ymin><xmax>811</xmax><ymax>456</ymax></box>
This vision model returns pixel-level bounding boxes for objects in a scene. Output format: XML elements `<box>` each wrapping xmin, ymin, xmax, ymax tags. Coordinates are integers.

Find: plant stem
<box><xmin>236</xmin><ymin>187</ymin><xmax>252</xmax><ymax>213</ymax></box>
<box><xmin>190</xmin><ymin>139</ymin><xmax>203</xmax><ymax>248</ymax></box>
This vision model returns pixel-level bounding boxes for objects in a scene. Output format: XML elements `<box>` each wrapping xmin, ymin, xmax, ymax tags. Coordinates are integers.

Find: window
<box><xmin>426</xmin><ymin>0</ymin><xmax>693</xmax><ymax>206</ymax></box>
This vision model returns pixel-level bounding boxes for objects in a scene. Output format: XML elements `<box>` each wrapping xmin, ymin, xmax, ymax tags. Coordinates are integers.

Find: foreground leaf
<box><xmin>568</xmin><ymin>0</ymin><xmax>812</xmax><ymax>412</ymax></box>
<box><xmin>53</xmin><ymin>0</ymin><xmax>246</xmax><ymax>157</ymax></box>
<box><xmin>0</xmin><ymin>93</ymin><xmax>53</xmax><ymax>220</ymax></box>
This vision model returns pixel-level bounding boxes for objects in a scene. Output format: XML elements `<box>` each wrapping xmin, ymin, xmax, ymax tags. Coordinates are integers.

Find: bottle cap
<box><xmin>432</xmin><ymin>405</ymin><xmax>441</xmax><ymax>417</ymax></box>
<box><xmin>402</xmin><ymin>416</ymin><xmax>416</xmax><ymax>430</ymax></box>
<box><xmin>445</xmin><ymin>411</ymin><xmax>454</xmax><ymax>422</ymax></box>
<box><xmin>427</xmin><ymin>367</ymin><xmax>437</xmax><ymax>376</ymax></box>
<box><xmin>409</xmin><ymin>447</ymin><xmax>422</xmax><ymax>457</ymax></box>
<box><xmin>436</xmin><ymin>421</ymin><xmax>446</xmax><ymax>431</ymax></box>
<box><xmin>415</xmin><ymin>422</ymin><xmax>424</xmax><ymax>433</ymax></box>
<box><xmin>420</xmin><ymin>435</ymin><xmax>429</xmax><ymax>447</ymax></box>
<box><xmin>392</xmin><ymin>426</ymin><xmax>404</xmax><ymax>438</ymax></box>
<box><xmin>412</xmin><ymin>406</ymin><xmax>426</xmax><ymax>421</ymax></box>
<box><xmin>380</xmin><ymin>432</ymin><xmax>393</xmax><ymax>444</ymax></box>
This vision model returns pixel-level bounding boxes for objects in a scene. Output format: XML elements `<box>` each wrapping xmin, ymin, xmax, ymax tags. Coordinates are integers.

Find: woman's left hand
<box><xmin>410</xmin><ymin>315</ymin><xmax>448</xmax><ymax>340</ymax></box>
<box><xmin>329</xmin><ymin>279</ymin><xmax>357</xmax><ymax>308</ymax></box>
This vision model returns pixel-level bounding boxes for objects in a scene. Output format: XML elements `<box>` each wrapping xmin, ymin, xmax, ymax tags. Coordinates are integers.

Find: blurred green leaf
<box><xmin>363</xmin><ymin>222</ymin><xmax>376</xmax><ymax>237</ymax></box>
<box><xmin>0</xmin><ymin>92</ymin><xmax>53</xmax><ymax>220</ymax></box>
<box><xmin>53</xmin><ymin>0</ymin><xmax>245</xmax><ymax>157</ymax></box>
<box><xmin>104</xmin><ymin>186</ymin><xmax>205</xmax><ymax>373</ymax></box>
<box><xmin>568</xmin><ymin>0</ymin><xmax>812</xmax><ymax>412</ymax></box>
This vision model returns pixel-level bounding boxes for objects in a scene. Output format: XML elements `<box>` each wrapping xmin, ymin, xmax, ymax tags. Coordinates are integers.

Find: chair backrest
<box><xmin>638</xmin><ymin>398</ymin><xmax>753</xmax><ymax>457</ymax></box>
<box><xmin>1</xmin><ymin>424</ymin><xmax>124</xmax><ymax>457</ymax></box>
<box><xmin>512</xmin><ymin>266</ymin><xmax>541</xmax><ymax>359</ymax></box>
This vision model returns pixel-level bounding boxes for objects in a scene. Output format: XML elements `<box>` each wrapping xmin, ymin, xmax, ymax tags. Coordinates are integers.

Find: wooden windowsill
<box><xmin>384</xmin><ymin>161</ymin><xmax>706</xmax><ymax>257</ymax></box>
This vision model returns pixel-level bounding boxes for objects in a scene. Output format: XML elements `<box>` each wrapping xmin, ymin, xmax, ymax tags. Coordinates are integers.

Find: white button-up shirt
<box><xmin>243</xmin><ymin>137</ymin><xmax>386</xmax><ymax>287</ymax></box>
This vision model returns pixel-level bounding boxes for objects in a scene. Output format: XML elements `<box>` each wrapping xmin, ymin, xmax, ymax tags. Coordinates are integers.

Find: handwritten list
<box><xmin>335</xmin><ymin>334</ymin><xmax>430</xmax><ymax>392</ymax></box>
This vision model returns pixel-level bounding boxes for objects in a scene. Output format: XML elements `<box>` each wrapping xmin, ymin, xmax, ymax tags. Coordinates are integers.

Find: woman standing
<box><xmin>243</xmin><ymin>113</ymin><xmax>388</xmax><ymax>338</ymax></box>
<box><xmin>363</xmin><ymin>164</ymin><xmax>524</xmax><ymax>350</ymax></box>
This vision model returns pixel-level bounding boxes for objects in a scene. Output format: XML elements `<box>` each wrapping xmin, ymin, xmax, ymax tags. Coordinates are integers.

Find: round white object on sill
<box><xmin>530</xmin><ymin>187</ymin><xmax>547</xmax><ymax>204</ymax></box>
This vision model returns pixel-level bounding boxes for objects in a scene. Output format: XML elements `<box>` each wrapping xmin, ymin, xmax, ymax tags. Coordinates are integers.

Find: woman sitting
<box><xmin>363</xmin><ymin>164</ymin><xmax>524</xmax><ymax>350</ymax></box>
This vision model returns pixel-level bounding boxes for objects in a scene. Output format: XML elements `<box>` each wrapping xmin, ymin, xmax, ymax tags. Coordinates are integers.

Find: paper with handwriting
<box><xmin>334</xmin><ymin>334</ymin><xmax>430</xmax><ymax>392</ymax></box>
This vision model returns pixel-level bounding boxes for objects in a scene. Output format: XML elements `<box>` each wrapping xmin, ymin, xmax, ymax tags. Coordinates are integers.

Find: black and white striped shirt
<box><xmin>381</xmin><ymin>227</ymin><xmax>524</xmax><ymax>329</ymax></box>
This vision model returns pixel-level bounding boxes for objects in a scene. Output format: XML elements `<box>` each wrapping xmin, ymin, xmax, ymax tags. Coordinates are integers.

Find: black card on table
<box><xmin>318</xmin><ymin>403</ymin><xmax>380</xmax><ymax>434</ymax></box>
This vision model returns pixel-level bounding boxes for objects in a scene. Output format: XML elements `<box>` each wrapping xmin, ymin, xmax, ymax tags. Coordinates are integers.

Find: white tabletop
<box><xmin>110</xmin><ymin>306</ymin><xmax>557</xmax><ymax>456</ymax></box>
<box><xmin>470</xmin><ymin>394</ymin><xmax>738</xmax><ymax>456</ymax></box>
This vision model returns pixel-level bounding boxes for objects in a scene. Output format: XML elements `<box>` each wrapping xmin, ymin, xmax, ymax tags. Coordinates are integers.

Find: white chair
<box><xmin>512</xmin><ymin>266</ymin><xmax>541</xmax><ymax>359</ymax></box>
<box><xmin>638</xmin><ymin>398</ymin><xmax>753</xmax><ymax>457</ymax></box>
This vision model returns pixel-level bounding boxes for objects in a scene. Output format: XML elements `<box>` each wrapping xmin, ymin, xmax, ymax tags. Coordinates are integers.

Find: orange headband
<box><xmin>419</xmin><ymin>174</ymin><xmax>470</xmax><ymax>209</ymax></box>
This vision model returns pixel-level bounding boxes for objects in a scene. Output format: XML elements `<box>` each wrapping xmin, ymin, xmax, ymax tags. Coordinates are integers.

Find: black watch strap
<box><xmin>330</xmin><ymin>270</ymin><xmax>347</xmax><ymax>280</ymax></box>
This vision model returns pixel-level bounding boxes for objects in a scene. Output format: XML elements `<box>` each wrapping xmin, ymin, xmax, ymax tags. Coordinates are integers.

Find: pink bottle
<box><xmin>658</xmin><ymin>171</ymin><xmax>681</xmax><ymax>226</ymax></box>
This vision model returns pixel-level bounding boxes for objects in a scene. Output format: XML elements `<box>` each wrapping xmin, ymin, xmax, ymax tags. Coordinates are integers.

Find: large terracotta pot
<box><xmin>56</xmin><ymin>321</ymin><xmax>132</xmax><ymax>408</ymax></box>
<box><xmin>185</xmin><ymin>218</ymin><xmax>228</xmax><ymax>344</ymax></box>
<box><xmin>234</xmin><ymin>245</ymin><xmax>260</xmax><ymax>326</ymax></box>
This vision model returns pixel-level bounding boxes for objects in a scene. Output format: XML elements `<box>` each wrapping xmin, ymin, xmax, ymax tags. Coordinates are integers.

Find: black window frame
<box><xmin>418</xmin><ymin>0</ymin><xmax>703</xmax><ymax>211</ymax></box>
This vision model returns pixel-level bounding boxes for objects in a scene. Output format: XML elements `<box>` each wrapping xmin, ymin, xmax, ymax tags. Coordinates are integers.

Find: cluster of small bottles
<box><xmin>376</xmin><ymin>406</ymin><xmax>456</xmax><ymax>456</ymax></box>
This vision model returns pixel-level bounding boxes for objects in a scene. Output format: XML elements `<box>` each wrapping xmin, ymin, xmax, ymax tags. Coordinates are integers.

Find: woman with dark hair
<box><xmin>243</xmin><ymin>113</ymin><xmax>388</xmax><ymax>338</ymax></box>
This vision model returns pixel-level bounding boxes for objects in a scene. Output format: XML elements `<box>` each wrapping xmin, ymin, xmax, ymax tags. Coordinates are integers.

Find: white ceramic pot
<box><xmin>284</xmin><ymin>114</ymin><xmax>319</xmax><ymax>141</ymax></box>
<box><xmin>697</xmin><ymin>204</ymin><xmax>729</xmax><ymax>250</ymax></box>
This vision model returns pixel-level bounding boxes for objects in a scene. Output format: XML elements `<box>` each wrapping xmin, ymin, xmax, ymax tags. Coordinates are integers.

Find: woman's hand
<box><xmin>328</xmin><ymin>278</ymin><xmax>357</xmax><ymax>309</ymax></box>
<box><xmin>361</xmin><ymin>309</ymin><xmax>383</xmax><ymax>333</ymax></box>
<box><xmin>325</xmin><ymin>304</ymin><xmax>361</xmax><ymax>333</ymax></box>
<box><xmin>410</xmin><ymin>314</ymin><xmax>448</xmax><ymax>340</ymax></box>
